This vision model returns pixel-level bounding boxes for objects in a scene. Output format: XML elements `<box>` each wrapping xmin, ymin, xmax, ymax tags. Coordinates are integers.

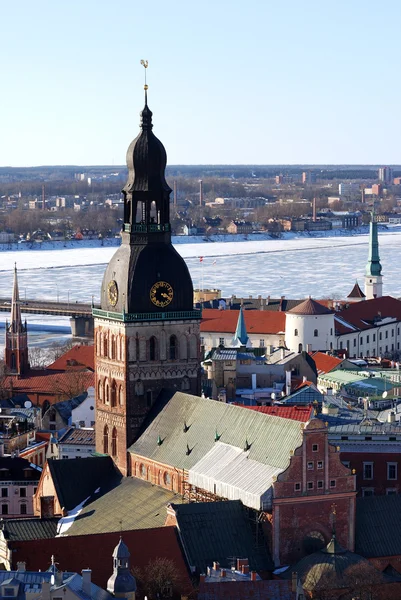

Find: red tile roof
<box><xmin>336</xmin><ymin>296</ymin><xmax>401</xmax><ymax>333</ymax></box>
<box><xmin>287</xmin><ymin>298</ymin><xmax>333</xmax><ymax>316</ymax></box>
<box><xmin>239</xmin><ymin>405</ymin><xmax>312</xmax><ymax>422</ymax></box>
<box><xmin>10</xmin><ymin>526</ymin><xmax>193</xmax><ymax>594</ymax></box>
<box><xmin>201</xmin><ymin>309</ymin><xmax>285</xmax><ymax>334</ymax></box>
<box><xmin>4</xmin><ymin>371</ymin><xmax>94</xmax><ymax>400</ymax></box>
<box><xmin>347</xmin><ymin>282</ymin><xmax>366</xmax><ymax>299</ymax></box>
<box><xmin>47</xmin><ymin>344</ymin><xmax>94</xmax><ymax>372</ymax></box>
<box><xmin>310</xmin><ymin>351</ymin><xmax>344</xmax><ymax>375</ymax></box>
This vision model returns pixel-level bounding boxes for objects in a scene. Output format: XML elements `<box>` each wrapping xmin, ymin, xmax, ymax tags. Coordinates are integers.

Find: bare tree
<box><xmin>132</xmin><ymin>557</ymin><xmax>181</xmax><ymax>599</ymax></box>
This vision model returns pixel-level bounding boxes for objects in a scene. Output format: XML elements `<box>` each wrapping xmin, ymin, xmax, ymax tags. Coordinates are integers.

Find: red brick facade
<box><xmin>340</xmin><ymin>450</ymin><xmax>400</xmax><ymax>497</ymax></box>
<box><xmin>272</xmin><ymin>419</ymin><xmax>356</xmax><ymax>566</ymax></box>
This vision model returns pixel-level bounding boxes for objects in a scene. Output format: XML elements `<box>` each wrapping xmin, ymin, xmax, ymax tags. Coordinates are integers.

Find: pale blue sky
<box><xmin>2</xmin><ymin>0</ymin><xmax>401</xmax><ymax>166</ymax></box>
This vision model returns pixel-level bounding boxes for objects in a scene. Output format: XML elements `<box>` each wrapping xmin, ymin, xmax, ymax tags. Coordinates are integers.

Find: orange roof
<box><xmin>4</xmin><ymin>370</ymin><xmax>94</xmax><ymax>397</ymax></box>
<box><xmin>310</xmin><ymin>351</ymin><xmax>344</xmax><ymax>375</ymax></box>
<box><xmin>47</xmin><ymin>344</ymin><xmax>94</xmax><ymax>372</ymax></box>
<box><xmin>201</xmin><ymin>309</ymin><xmax>285</xmax><ymax>335</ymax></box>
<box><xmin>287</xmin><ymin>298</ymin><xmax>333</xmax><ymax>316</ymax></box>
<box><xmin>240</xmin><ymin>405</ymin><xmax>312</xmax><ymax>422</ymax></box>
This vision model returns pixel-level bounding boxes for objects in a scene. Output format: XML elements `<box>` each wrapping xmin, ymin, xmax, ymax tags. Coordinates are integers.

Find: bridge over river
<box><xmin>0</xmin><ymin>299</ymin><xmax>95</xmax><ymax>337</ymax></box>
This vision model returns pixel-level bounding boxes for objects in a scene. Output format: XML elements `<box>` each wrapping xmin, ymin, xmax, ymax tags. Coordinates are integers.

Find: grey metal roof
<box><xmin>129</xmin><ymin>392</ymin><xmax>303</xmax><ymax>471</ymax></box>
<box><xmin>64</xmin><ymin>477</ymin><xmax>184</xmax><ymax>537</ymax></box>
<box><xmin>1</xmin><ymin>518</ymin><xmax>58</xmax><ymax>541</ymax></box>
<box><xmin>356</xmin><ymin>495</ymin><xmax>401</xmax><ymax>558</ymax></box>
<box><xmin>171</xmin><ymin>500</ymin><xmax>273</xmax><ymax>573</ymax></box>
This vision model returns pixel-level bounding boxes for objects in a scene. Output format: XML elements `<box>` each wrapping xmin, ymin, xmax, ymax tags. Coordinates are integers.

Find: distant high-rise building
<box><xmin>338</xmin><ymin>182</ymin><xmax>360</xmax><ymax>197</ymax></box>
<box><xmin>302</xmin><ymin>171</ymin><xmax>316</xmax><ymax>184</ymax></box>
<box><xmin>378</xmin><ymin>167</ymin><xmax>393</xmax><ymax>183</ymax></box>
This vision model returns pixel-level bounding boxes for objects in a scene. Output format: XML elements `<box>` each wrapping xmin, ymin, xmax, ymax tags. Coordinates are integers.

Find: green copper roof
<box><xmin>365</xmin><ymin>216</ymin><xmax>382</xmax><ymax>277</ymax></box>
<box><xmin>232</xmin><ymin>306</ymin><xmax>249</xmax><ymax>346</ymax></box>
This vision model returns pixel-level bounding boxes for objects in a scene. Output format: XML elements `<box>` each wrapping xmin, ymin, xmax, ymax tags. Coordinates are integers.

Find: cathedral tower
<box><xmin>94</xmin><ymin>80</ymin><xmax>201</xmax><ymax>474</ymax></box>
<box><xmin>5</xmin><ymin>264</ymin><xmax>29</xmax><ymax>375</ymax></box>
<box><xmin>365</xmin><ymin>211</ymin><xmax>383</xmax><ymax>300</ymax></box>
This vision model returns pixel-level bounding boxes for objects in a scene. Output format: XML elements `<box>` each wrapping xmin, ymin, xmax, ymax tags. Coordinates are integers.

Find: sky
<box><xmin>2</xmin><ymin>0</ymin><xmax>401</xmax><ymax>166</ymax></box>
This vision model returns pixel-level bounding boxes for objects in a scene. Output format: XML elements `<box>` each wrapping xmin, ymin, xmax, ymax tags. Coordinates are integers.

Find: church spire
<box><xmin>365</xmin><ymin>211</ymin><xmax>383</xmax><ymax>299</ymax></box>
<box><xmin>5</xmin><ymin>263</ymin><xmax>28</xmax><ymax>375</ymax></box>
<box><xmin>10</xmin><ymin>263</ymin><xmax>22</xmax><ymax>333</ymax></box>
<box><xmin>231</xmin><ymin>307</ymin><xmax>250</xmax><ymax>348</ymax></box>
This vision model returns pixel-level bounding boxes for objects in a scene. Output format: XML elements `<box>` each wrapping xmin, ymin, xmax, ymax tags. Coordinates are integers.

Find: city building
<box><xmin>338</xmin><ymin>182</ymin><xmax>360</xmax><ymax>197</ymax></box>
<box><xmin>58</xmin><ymin>427</ymin><xmax>95</xmax><ymax>459</ymax></box>
<box><xmin>94</xmin><ymin>86</ymin><xmax>201</xmax><ymax>475</ymax></box>
<box><xmin>378</xmin><ymin>166</ymin><xmax>393</xmax><ymax>184</ymax></box>
<box><xmin>0</xmin><ymin>446</ymin><xmax>41</xmax><ymax>518</ymax></box>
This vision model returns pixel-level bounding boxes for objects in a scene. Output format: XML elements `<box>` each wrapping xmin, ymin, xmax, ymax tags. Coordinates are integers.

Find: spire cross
<box><xmin>140</xmin><ymin>59</ymin><xmax>149</xmax><ymax>94</ymax></box>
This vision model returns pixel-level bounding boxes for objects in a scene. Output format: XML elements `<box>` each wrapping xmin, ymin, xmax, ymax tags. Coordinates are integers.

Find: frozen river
<box><xmin>0</xmin><ymin>229</ymin><xmax>400</xmax><ymax>348</ymax></box>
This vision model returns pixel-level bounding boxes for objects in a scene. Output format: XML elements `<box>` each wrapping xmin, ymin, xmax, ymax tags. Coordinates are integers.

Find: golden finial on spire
<box><xmin>140</xmin><ymin>59</ymin><xmax>149</xmax><ymax>91</ymax></box>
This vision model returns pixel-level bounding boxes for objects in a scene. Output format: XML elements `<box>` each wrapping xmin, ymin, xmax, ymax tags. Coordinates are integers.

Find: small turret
<box><xmin>231</xmin><ymin>307</ymin><xmax>250</xmax><ymax>348</ymax></box>
<box><xmin>107</xmin><ymin>537</ymin><xmax>136</xmax><ymax>600</ymax></box>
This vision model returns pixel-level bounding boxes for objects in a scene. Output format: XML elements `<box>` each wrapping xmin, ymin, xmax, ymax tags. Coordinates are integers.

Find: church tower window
<box><xmin>103</xmin><ymin>425</ymin><xmax>109</xmax><ymax>454</ymax></box>
<box><xmin>169</xmin><ymin>335</ymin><xmax>178</xmax><ymax>360</ymax></box>
<box><xmin>149</xmin><ymin>336</ymin><xmax>157</xmax><ymax>361</ymax></box>
<box><xmin>111</xmin><ymin>428</ymin><xmax>117</xmax><ymax>457</ymax></box>
<box><xmin>314</xmin><ymin>329</ymin><xmax>318</xmax><ymax>337</ymax></box>
<box><xmin>103</xmin><ymin>335</ymin><xmax>108</xmax><ymax>358</ymax></box>
<box><xmin>110</xmin><ymin>380</ymin><xmax>117</xmax><ymax>407</ymax></box>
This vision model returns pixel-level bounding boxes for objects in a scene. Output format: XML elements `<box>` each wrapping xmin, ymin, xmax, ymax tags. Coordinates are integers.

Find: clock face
<box><xmin>150</xmin><ymin>281</ymin><xmax>174</xmax><ymax>308</ymax></box>
<box><xmin>107</xmin><ymin>280</ymin><xmax>118</xmax><ymax>306</ymax></box>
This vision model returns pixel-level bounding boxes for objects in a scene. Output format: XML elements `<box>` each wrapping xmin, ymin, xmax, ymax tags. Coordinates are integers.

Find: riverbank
<box><xmin>0</xmin><ymin>223</ymin><xmax>392</xmax><ymax>253</ymax></box>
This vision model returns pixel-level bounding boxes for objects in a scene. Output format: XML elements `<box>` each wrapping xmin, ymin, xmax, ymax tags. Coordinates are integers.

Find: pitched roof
<box><xmin>347</xmin><ymin>282</ymin><xmax>366</xmax><ymax>299</ymax></box>
<box><xmin>47</xmin><ymin>456</ymin><xmax>120</xmax><ymax>512</ymax></box>
<box><xmin>310</xmin><ymin>351</ymin><xmax>344</xmax><ymax>375</ymax></box>
<box><xmin>201</xmin><ymin>309</ymin><xmax>285</xmax><ymax>335</ymax></box>
<box><xmin>198</xmin><ymin>580</ymin><xmax>296</xmax><ymax>600</ymax></box>
<box><xmin>231</xmin><ymin>307</ymin><xmax>249</xmax><ymax>346</ymax></box>
<box><xmin>336</xmin><ymin>296</ymin><xmax>401</xmax><ymax>333</ymax></box>
<box><xmin>64</xmin><ymin>477</ymin><xmax>184</xmax><ymax>537</ymax></box>
<box><xmin>356</xmin><ymin>495</ymin><xmax>401</xmax><ymax>558</ymax></box>
<box><xmin>50</xmin><ymin>393</ymin><xmax>88</xmax><ymax>421</ymax></box>
<box><xmin>10</xmin><ymin>527</ymin><xmax>193</xmax><ymax>593</ymax></box>
<box><xmin>0</xmin><ymin>457</ymin><xmax>41</xmax><ymax>481</ymax></box>
<box><xmin>287</xmin><ymin>298</ymin><xmax>333</xmax><ymax>316</ymax></box>
<box><xmin>58</xmin><ymin>427</ymin><xmax>95</xmax><ymax>446</ymax></box>
<box><xmin>280</xmin><ymin>385</ymin><xmax>323</xmax><ymax>406</ymax></box>
<box><xmin>47</xmin><ymin>345</ymin><xmax>94</xmax><ymax>372</ymax></box>
<box><xmin>4</xmin><ymin>370</ymin><xmax>94</xmax><ymax>397</ymax></box>
<box><xmin>129</xmin><ymin>391</ymin><xmax>303</xmax><ymax>472</ymax></box>
<box><xmin>171</xmin><ymin>501</ymin><xmax>273</xmax><ymax>573</ymax></box>
<box><xmin>2</xmin><ymin>518</ymin><xmax>58</xmax><ymax>541</ymax></box>
<box><xmin>240</xmin><ymin>405</ymin><xmax>313</xmax><ymax>422</ymax></box>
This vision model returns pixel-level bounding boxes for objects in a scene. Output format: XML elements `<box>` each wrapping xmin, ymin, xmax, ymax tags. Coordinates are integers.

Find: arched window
<box><xmin>103</xmin><ymin>425</ymin><xmax>109</xmax><ymax>454</ymax></box>
<box><xmin>105</xmin><ymin>380</ymin><xmax>110</xmax><ymax>404</ymax></box>
<box><xmin>314</xmin><ymin>329</ymin><xmax>318</xmax><ymax>337</ymax></box>
<box><xmin>169</xmin><ymin>335</ymin><xmax>178</xmax><ymax>360</ymax></box>
<box><xmin>140</xmin><ymin>464</ymin><xmax>146</xmax><ymax>478</ymax></box>
<box><xmin>298</xmin><ymin>343</ymin><xmax>303</xmax><ymax>353</ymax></box>
<box><xmin>149</xmin><ymin>336</ymin><xmax>157</xmax><ymax>361</ymax></box>
<box><xmin>97</xmin><ymin>379</ymin><xmax>103</xmax><ymax>401</ymax></box>
<box><xmin>150</xmin><ymin>200</ymin><xmax>157</xmax><ymax>223</ymax></box>
<box><xmin>135</xmin><ymin>336</ymin><xmax>140</xmax><ymax>361</ymax></box>
<box><xmin>111</xmin><ymin>427</ymin><xmax>117</xmax><ymax>457</ymax></box>
<box><xmin>111</xmin><ymin>336</ymin><xmax>116</xmax><ymax>359</ymax></box>
<box><xmin>164</xmin><ymin>471</ymin><xmax>171</xmax><ymax>486</ymax></box>
<box><xmin>110</xmin><ymin>380</ymin><xmax>117</xmax><ymax>407</ymax></box>
<box><xmin>119</xmin><ymin>385</ymin><xmax>124</xmax><ymax>406</ymax></box>
<box><xmin>11</xmin><ymin>354</ymin><xmax>16</xmax><ymax>370</ymax></box>
<box><xmin>103</xmin><ymin>334</ymin><xmax>108</xmax><ymax>358</ymax></box>
<box><xmin>294</xmin><ymin>329</ymin><xmax>298</xmax><ymax>337</ymax></box>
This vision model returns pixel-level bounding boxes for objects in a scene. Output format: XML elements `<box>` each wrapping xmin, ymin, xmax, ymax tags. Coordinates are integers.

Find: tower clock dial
<box><xmin>150</xmin><ymin>281</ymin><xmax>173</xmax><ymax>308</ymax></box>
<box><xmin>107</xmin><ymin>280</ymin><xmax>118</xmax><ymax>306</ymax></box>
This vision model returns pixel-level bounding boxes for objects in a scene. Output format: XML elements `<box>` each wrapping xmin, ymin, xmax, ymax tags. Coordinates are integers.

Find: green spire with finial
<box><xmin>214</xmin><ymin>429</ymin><xmax>221</xmax><ymax>442</ymax></box>
<box><xmin>365</xmin><ymin>209</ymin><xmax>382</xmax><ymax>277</ymax></box>
<box><xmin>157</xmin><ymin>435</ymin><xmax>162</xmax><ymax>446</ymax></box>
<box><xmin>231</xmin><ymin>306</ymin><xmax>249</xmax><ymax>347</ymax></box>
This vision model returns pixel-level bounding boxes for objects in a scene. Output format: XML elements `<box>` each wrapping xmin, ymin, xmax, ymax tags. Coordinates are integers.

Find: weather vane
<box><xmin>140</xmin><ymin>59</ymin><xmax>149</xmax><ymax>91</ymax></box>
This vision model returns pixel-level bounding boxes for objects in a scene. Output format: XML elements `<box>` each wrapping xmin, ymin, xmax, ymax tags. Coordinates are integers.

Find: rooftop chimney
<box><xmin>199</xmin><ymin>574</ymin><xmax>206</xmax><ymax>583</ymax></box>
<box><xmin>250</xmin><ymin>571</ymin><xmax>257</xmax><ymax>582</ymax></box>
<box><xmin>241</xmin><ymin>564</ymin><xmax>250</xmax><ymax>575</ymax></box>
<box><xmin>81</xmin><ymin>569</ymin><xmax>92</xmax><ymax>596</ymax></box>
<box><xmin>388</xmin><ymin>411</ymin><xmax>396</xmax><ymax>423</ymax></box>
<box><xmin>220</xmin><ymin>568</ymin><xmax>226</xmax><ymax>578</ymax></box>
<box><xmin>41</xmin><ymin>581</ymin><xmax>50</xmax><ymax>600</ymax></box>
<box><xmin>213</xmin><ymin>561</ymin><xmax>220</xmax><ymax>571</ymax></box>
<box><xmin>292</xmin><ymin>571</ymin><xmax>298</xmax><ymax>592</ymax></box>
<box><xmin>16</xmin><ymin>562</ymin><xmax>26</xmax><ymax>572</ymax></box>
